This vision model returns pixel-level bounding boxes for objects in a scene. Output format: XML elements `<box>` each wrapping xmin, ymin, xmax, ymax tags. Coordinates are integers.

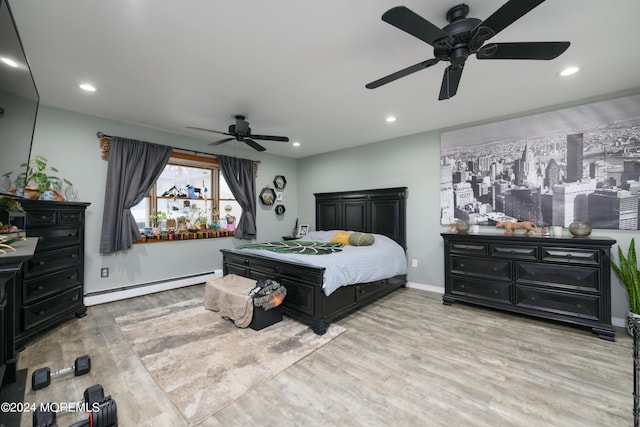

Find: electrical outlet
<box><xmin>411</xmin><ymin>259</ymin><xmax>418</xmax><ymax>268</ymax></box>
<box><xmin>100</xmin><ymin>267</ymin><xmax>109</xmax><ymax>278</ymax></box>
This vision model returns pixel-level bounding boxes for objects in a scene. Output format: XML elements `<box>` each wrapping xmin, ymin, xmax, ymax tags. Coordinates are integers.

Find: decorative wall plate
<box><xmin>275</xmin><ymin>204</ymin><xmax>286</xmax><ymax>215</ymax></box>
<box><xmin>273</xmin><ymin>175</ymin><xmax>287</xmax><ymax>190</ymax></box>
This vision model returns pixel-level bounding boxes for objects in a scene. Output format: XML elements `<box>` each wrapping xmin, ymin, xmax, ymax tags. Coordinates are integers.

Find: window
<box><xmin>131</xmin><ymin>152</ymin><xmax>241</xmax><ymax>240</ymax></box>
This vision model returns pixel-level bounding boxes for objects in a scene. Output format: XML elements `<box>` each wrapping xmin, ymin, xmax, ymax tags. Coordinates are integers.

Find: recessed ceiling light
<box><xmin>559</xmin><ymin>66</ymin><xmax>579</xmax><ymax>77</ymax></box>
<box><xmin>292</xmin><ymin>141</ymin><xmax>301</xmax><ymax>147</ymax></box>
<box><xmin>385</xmin><ymin>116</ymin><xmax>396</xmax><ymax>123</ymax></box>
<box><xmin>1</xmin><ymin>57</ymin><xmax>18</xmax><ymax>68</ymax></box>
<box><xmin>79</xmin><ymin>83</ymin><xmax>97</xmax><ymax>92</ymax></box>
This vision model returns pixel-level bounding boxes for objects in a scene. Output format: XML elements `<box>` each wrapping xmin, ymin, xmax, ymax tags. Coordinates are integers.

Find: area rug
<box><xmin>115</xmin><ymin>298</ymin><xmax>345</xmax><ymax>425</ymax></box>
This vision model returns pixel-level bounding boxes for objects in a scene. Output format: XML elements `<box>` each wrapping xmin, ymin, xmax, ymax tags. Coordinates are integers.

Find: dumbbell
<box><xmin>33</xmin><ymin>384</ymin><xmax>105</xmax><ymax>427</ymax></box>
<box><xmin>68</xmin><ymin>397</ymin><xmax>118</xmax><ymax>427</ymax></box>
<box><xmin>32</xmin><ymin>355</ymin><xmax>91</xmax><ymax>390</ymax></box>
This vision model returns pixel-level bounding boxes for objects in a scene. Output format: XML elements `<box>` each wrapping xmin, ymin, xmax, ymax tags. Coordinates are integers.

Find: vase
<box><xmin>627</xmin><ymin>310</ymin><xmax>640</xmax><ymax>337</ymax></box>
<box><xmin>455</xmin><ymin>219</ymin><xmax>470</xmax><ymax>233</ymax></box>
<box><xmin>569</xmin><ymin>221</ymin><xmax>592</xmax><ymax>237</ymax></box>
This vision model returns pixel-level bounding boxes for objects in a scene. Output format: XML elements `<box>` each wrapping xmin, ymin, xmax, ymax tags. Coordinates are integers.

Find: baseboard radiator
<box><xmin>84</xmin><ymin>270</ymin><xmax>223</xmax><ymax>306</ymax></box>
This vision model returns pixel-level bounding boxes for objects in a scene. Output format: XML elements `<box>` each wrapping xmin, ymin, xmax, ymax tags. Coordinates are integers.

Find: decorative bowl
<box><xmin>569</xmin><ymin>221</ymin><xmax>592</xmax><ymax>237</ymax></box>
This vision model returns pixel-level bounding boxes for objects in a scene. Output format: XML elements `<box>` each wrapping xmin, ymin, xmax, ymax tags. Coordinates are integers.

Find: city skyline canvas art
<box><xmin>440</xmin><ymin>93</ymin><xmax>640</xmax><ymax>230</ymax></box>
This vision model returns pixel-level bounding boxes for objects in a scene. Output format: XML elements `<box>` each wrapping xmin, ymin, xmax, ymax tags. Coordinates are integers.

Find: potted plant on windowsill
<box><xmin>611</xmin><ymin>238</ymin><xmax>640</xmax><ymax>336</ymax></box>
<box><xmin>149</xmin><ymin>210</ymin><xmax>166</xmax><ymax>235</ymax></box>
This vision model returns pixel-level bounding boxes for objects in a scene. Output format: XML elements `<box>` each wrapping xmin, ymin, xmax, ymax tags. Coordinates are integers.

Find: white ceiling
<box><xmin>9</xmin><ymin>0</ymin><xmax>640</xmax><ymax>159</ymax></box>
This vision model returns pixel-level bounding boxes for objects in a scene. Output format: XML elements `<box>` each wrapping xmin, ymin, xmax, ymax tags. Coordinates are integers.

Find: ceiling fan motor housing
<box><xmin>439</xmin><ymin>4</ymin><xmax>483</xmax><ymax>66</ymax></box>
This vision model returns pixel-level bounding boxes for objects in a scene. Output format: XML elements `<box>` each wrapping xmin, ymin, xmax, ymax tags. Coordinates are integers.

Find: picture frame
<box><xmin>275</xmin><ymin>204</ymin><xmax>286</xmax><ymax>215</ymax></box>
<box><xmin>297</xmin><ymin>224</ymin><xmax>309</xmax><ymax>237</ymax></box>
<box><xmin>276</xmin><ymin>192</ymin><xmax>283</xmax><ymax>201</ymax></box>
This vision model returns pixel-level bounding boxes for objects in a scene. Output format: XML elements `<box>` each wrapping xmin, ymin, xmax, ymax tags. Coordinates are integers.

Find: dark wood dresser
<box><xmin>441</xmin><ymin>232</ymin><xmax>616</xmax><ymax>340</ymax></box>
<box><xmin>15</xmin><ymin>200</ymin><xmax>90</xmax><ymax>347</ymax></box>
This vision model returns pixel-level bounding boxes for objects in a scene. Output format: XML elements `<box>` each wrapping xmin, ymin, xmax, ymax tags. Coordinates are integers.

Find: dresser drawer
<box><xmin>450</xmin><ymin>242</ymin><xmax>488</xmax><ymax>256</ymax></box>
<box><xmin>541</xmin><ymin>247</ymin><xmax>599</xmax><ymax>265</ymax></box>
<box><xmin>23</xmin><ymin>287</ymin><xmax>83</xmax><ymax>330</ymax></box>
<box><xmin>22</xmin><ymin>268</ymin><xmax>82</xmax><ymax>304</ymax></box>
<box><xmin>516</xmin><ymin>262</ymin><xmax>599</xmax><ymax>293</ymax></box>
<box><xmin>450</xmin><ymin>256</ymin><xmax>511</xmax><ymax>281</ymax></box>
<box><xmin>29</xmin><ymin>226</ymin><xmax>82</xmax><ymax>251</ymax></box>
<box><xmin>515</xmin><ymin>285</ymin><xmax>600</xmax><ymax>321</ymax></box>
<box><xmin>26</xmin><ymin>210</ymin><xmax>57</xmax><ymax>226</ymax></box>
<box><xmin>491</xmin><ymin>244</ymin><xmax>538</xmax><ymax>260</ymax></box>
<box><xmin>24</xmin><ymin>246</ymin><xmax>81</xmax><ymax>279</ymax></box>
<box><xmin>59</xmin><ymin>210</ymin><xmax>83</xmax><ymax>224</ymax></box>
<box><xmin>450</xmin><ymin>277</ymin><xmax>511</xmax><ymax>304</ymax></box>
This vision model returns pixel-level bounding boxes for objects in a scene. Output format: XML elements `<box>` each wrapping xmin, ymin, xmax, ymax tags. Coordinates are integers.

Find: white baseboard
<box><xmin>405</xmin><ymin>282</ymin><xmax>627</xmax><ymax>329</ymax></box>
<box><xmin>406</xmin><ymin>281</ymin><xmax>444</xmax><ymax>294</ymax></box>
<box><xmin>84</xmin><ymin>270</ymin><xmax>223</xmax><ymax>306</ymax></box>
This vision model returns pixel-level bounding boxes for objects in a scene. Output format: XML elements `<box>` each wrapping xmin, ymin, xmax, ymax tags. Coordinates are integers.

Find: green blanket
<box><xmin>238</xmin><ymin>240</ymin><xmax>343</xmax><ymax>255</ymax></box>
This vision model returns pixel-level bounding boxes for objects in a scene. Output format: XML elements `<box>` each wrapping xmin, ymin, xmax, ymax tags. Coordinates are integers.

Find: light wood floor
<box><xmin>15</xmin><ymin>286</ymin><xmax>633</xmax><ymax>427</ymax></box>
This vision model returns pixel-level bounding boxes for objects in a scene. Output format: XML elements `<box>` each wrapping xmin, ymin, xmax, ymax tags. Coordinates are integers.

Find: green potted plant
<box><xmin>611</xmin><ymin>238</ymin><xmax>640</xmax><ymax>336</ymax></box>
<box><xmin>149</xmin><ymin>210</ymin><xmax>167</xmax><ymax>235</ymax></box>
<box><xmin>21</xmin><ymin>155</ymin><xmax>59</xmax><ymax>197</ymax></box>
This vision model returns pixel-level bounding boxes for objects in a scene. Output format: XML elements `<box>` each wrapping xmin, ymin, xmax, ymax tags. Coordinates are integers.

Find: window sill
<box><xmin>134</xmin><ymin>230</ymin><xmax>235</xmax><ymax>244</ymax></box>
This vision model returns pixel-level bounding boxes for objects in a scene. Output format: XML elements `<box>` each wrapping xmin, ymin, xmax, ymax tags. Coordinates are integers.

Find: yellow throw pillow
<box><xmin>330</xmin><ymin>231</ymin><xmax>352</xmax><ymax>245</ymax></box>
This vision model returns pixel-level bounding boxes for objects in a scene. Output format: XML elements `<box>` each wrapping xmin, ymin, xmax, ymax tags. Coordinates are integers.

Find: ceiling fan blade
<box><xmin>186</xmin><ymin>126</ymin><xmax>232</xmax><ymax>137</ymax></box>
<box><xmin>250</xmin><ymin>134</ymin><xmax>290</xmax><ymax>142</ymax></box>
<box><xmin>473</xmin><ymin>0</ymin><xmax>546</xmax><ymax>42</ymax></box>
<box><xmin>366</xmin><ymin>58</ymin><xmax>439</xmax><ymax>89</ymax></box>
<box><xmin>438</xmin><ymin>64</ymin><xmax>464</xmax><ymax>100</ymax></box>
<box><xmin>477</xmin><ymin>42</ymin><xmax>570</xmax><ymax>60</ymax></box>
<box><xmin>208</xmin><ymin>137</ymin><xmax>235</xmax><ymax>147</ymax></box>
<box><xmin>243</xmin><ymin>138</ymin><xmax>266</xmax><ymax>152</ymax></box>
<box><xmin>382</xmin><ymin>6</ymin><xmax>451</xmax><ymax>47</ymax></box>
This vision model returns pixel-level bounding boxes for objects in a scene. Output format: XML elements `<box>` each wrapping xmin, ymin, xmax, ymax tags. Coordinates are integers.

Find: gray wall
<box><xmin>30</xmin><ymin>105</ymin><xmax>298</xmax><ymax>294</ymax></box>
<box><xmin>296</xmin><ymin>89</ymin><xmax>640</xmax><ymax>323</ymax></box>
<box><xmin>30</xmin><ymin>88</ymin><xmax>640</xmax><ymax>321</ymax></box>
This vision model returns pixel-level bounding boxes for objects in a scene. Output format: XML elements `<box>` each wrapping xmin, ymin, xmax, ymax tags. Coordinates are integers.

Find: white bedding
<box><xmin>230</xmin><ymin>230</ymin><xmax>408</xmax><ymax>296</ymax></box>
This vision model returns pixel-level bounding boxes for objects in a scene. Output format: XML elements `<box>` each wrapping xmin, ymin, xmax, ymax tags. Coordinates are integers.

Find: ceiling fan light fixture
<box><xmin>559</xmin><ymin>66</ymin><xmax>580</xmax><ymax>77</ymax></box>
<box><xmin>385</xmin><ymin>116</ymin><xmax>396</xmax><ymax>123</ymax></box>
<box><xmin>292</xmin><ymin>141</ymin><xmax>301</xmax><ymax>147</ymax></box>
<box><xmin>79</xmin><ymin>83</ymin><xmax>97</xmax><ymax>92</ymax></box>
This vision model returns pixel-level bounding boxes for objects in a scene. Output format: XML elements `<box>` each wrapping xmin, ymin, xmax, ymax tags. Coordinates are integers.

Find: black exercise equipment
<box><xmin>33</xmin><ymin>384</ymin><xmax>104</xmax><ymax>427</ymax></box>
<box><xmin>32</xmin><ymin>355</ymin><xmax>91</xmax><ymax>390</ymax></box>
<box><xmin>68</xmin><ymin>397</ymin><xmax>118</xmax><ymax>427</ymax></box>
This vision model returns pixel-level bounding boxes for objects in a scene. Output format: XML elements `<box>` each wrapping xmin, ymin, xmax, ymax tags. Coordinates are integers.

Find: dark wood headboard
<box><xmin>314</xmin><ymin>187</ymin><xmax>407</xmax><ymax>249</ymax></box>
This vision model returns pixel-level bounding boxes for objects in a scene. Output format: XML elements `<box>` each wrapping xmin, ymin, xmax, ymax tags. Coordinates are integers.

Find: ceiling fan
<box><xmin>186</xmin><ymin>115</ymin><xmax>289</xmax><ymax>152</ymax></box>
<box><xmin>365</xmin><ymin>0</ymin><xmax>570</xmax><ymax>100</ymax></box>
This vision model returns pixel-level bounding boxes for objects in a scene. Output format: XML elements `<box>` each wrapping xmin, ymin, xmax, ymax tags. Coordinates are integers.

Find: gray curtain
<box><xmin>99</xmin><ymin>137</ymin><xmax>173</xmax><ymax>253</ymax></box>
<box><xmin>218</xmin><ymin>155</ymin><xmax>257</xmax><ymax>240</ymax></box>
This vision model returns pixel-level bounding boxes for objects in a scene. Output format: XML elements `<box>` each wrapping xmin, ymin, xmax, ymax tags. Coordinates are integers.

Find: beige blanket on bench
<box><xmin>203</xmin><ymin>274</ymin><xmax>255</xmax><ymax>328</ymax></box>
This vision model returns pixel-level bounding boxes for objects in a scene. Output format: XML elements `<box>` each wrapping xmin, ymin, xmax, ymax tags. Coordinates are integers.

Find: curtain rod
<box><xmin>96</xmin><ymin>132</ymin><xmax>261</xmax><ymax>163</ymax></box>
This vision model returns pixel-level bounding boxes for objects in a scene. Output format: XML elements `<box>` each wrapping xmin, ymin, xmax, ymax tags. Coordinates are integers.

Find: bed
<box><xmin>221</xmin><ymin>187</ymin><xmax>408</xmax><ymax>335</ymax></box>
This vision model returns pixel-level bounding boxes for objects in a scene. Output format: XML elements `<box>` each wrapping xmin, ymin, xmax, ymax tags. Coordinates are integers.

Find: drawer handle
<box><xmin>37</xmin><ymin>285</ymin><xmax>44</xmax><ymax>290</ymax></box>
<box><xmin>38</xmin><ymin>261</ymin><xmax>45</xmax><ymax>266</ymax></box>
<box><xmin>459</xmin><ymin>263</ymin><xmax>465</xmax><ymax>268</ymax></box>
<box><xmin>493</xmin><ymin>290</ymin><xmax>498</xmax><ymax>294</ymax></box>
<box><xmin>244</xmin><ymin>259</ymin><xmax>249</xmax><ymax>265</ymax></box>
<box><xmin>40</xmin><ymin>215</ymin><xmax>47</xmax><ymax>220</ymax></box>
<box><xmin>39</xmin><ymin>236</ymin><xmax>45</xmax><ymax>241</ymax></box>
<box><xmin>38</xmin><ymin>310</ymin><xmax>45</xmax><ymax>316</ymax></box>
<box><xmin>70</xmin><ymin>254</ymin><xmax>77</xmax><ymax>258</ymax></box>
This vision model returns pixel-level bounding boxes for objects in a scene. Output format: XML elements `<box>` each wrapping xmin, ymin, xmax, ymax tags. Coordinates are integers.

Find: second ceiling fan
<box><xmin>366</xmin><ymin>0</ymin><xmax>570</xmax><ymax>100</ymax></box>
<box><xmin>187</xmin><ymin>115</ymin><xmax>289</xmax><ymax>152</ymax></box>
